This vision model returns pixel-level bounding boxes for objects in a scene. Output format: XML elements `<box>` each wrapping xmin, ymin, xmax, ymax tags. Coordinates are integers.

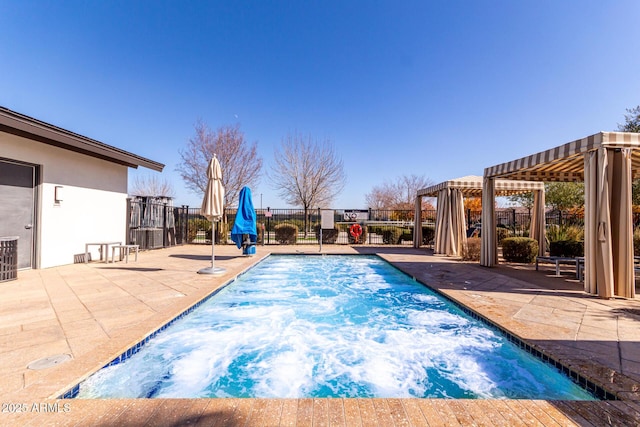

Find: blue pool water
<box><xmin>78</xmin><ymin>255</ymin><xmax>594</xmax><ymax>399</ymax></box>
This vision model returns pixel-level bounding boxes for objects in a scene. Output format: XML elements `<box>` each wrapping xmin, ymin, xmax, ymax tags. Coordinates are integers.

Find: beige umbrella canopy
<box><xmin>198</xmin><ymin>155</ymin><xmax>226</xmax><ymax>275</ymax></box>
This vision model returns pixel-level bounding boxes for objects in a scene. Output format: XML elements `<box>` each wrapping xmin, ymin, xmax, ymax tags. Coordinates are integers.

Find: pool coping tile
<box><xmin>2</xmin><ymin>244</ymin><xmax>640</xmax><ymax>426</ymax></box>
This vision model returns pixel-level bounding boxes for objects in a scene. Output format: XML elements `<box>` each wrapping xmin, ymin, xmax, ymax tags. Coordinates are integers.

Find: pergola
<box><xmin>414</xmin><ymin>175</ymin><xmax>545</xmax><ymax>257</ymax></box>
<box><xmin>482</xmin><ymin>131</ymin><xmax>640</xmax><ymax>299</ymax></box>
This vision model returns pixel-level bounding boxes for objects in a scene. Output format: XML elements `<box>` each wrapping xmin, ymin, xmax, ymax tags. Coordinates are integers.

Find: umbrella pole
<box><xmin>211</xmin><ymin>220</ymin><xmax>215</xmax><ymax>268</ymax></box>
<box><xmin>198</xmin><ymin>220</ymin><xmax>226</xmax><ymax>275</ymax></box>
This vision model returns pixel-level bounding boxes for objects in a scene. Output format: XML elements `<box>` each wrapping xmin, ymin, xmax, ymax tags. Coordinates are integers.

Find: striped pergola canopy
<box><xmin>484</xmin><ymin>132</ymin><xmax>640</xmax><ymax>182</ymax></box>
<box><xmin>481</xmin><ymin>131</ymin><xmax>640</xmax><ymax>299</ymax></box>
<box><xmin>414</xmin><ymin>175</ymin><xmax>545</xmax><ymax>257</ymax></box>
<box><xmin>417</xmin><ymin>175</ymin><xmax>544</xmax><ymax>197</ymax></box>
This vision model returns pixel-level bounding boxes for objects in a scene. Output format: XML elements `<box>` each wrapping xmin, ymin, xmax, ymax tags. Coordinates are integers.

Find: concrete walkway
<box><xmin>1</xmin><ymin>244</ymin><xmax>640</xmax><ymax>425</ymax></box>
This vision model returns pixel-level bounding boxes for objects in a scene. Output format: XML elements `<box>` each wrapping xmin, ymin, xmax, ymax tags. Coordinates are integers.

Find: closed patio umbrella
<box><xmin>198</xmin><ymin>155</ymin><xmax>226</xmax><ymax>275</ymax></box>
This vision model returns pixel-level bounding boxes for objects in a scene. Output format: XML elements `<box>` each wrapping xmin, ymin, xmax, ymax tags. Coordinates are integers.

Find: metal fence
<box><xmin>249</xmin><ymin>208</ymin><xmax>439</xmax><ymax>245</ymax></box>
<box><xmin>171</xmin><ymin>207</ymin><xmax>438</xmax><ymax>246</ymax></box>
<box><xmin>127</xmin><ymin>199</ymin><xmax>638</xmax><ymax>249</ymax></box>
<box><xmin>127</xmin><ymin>197</ymin><xmax>190</xmax><ymax>250</ymax></box>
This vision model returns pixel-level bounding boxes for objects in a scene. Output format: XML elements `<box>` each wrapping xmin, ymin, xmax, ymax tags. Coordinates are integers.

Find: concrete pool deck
<box><xmin>1</xmin><ymin>244</ymin><xmax>640</xmax><ymax>425</ymax></box>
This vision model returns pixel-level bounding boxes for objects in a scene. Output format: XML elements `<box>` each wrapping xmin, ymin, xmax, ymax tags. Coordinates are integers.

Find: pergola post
<box><xmin>434</xmin><ymin>189</ymin><xmax>449</xmax><ymax>254</ymax></box>
<box><xmin>530</xmin><ymin>189</ymin><xmax>546</xmax><ymax>257</ymax></box>
<box><xmin>480</xmin><ymin>177</ymin><xmax>497</xmax><ymax>267</ymax></box>
<box><xmin>413</xmin><ymin>195</ymin><xmax>422</xmax><ymax>248</ymax></box>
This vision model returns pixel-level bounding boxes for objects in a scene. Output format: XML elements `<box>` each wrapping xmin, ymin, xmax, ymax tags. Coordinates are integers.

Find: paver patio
<box><xmin>1</xmin><ymin>244</ymin><xmax>640</xmax><ymax>425</ymax></box>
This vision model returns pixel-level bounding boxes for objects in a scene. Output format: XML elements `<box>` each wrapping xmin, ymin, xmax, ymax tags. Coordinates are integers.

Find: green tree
<box><xmin>510</xmin><ymin>105</ymin><xmax>640</xmax><ymax>209</ymax></box>
<box><xmin>633</xmin><ymin>181</ymin><xmax>640</xmax><ymax>206</ymax></box>
<box><xmin>618</xmin><ymin>105</ymin><xmax>640</xmax><ymax>132</ymax></box>
<box><xmin>618</xmin><ymin>106</ymin><xmax>640</xmax><ymax>204</ymax></box>
<box><xmin>546</xmin><ymin>182</ymin><xmax>584</xmax><ymax>211</ymax></box>
<box><xmin>506</xmin><ymin>192</ymin><xmax>534</xmax><ymax>210</ymax></box>
<box><xmin>508</xmin><ymin>183</ymin><xmax>583</xmax><ymax>211</ymax></box>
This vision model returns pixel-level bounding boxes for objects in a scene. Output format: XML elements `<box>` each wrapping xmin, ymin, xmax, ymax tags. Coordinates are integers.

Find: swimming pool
<box><xmin>77</xmin><ymin>255</ymin><xmax>595</xmax><ymax>400</ymax></box>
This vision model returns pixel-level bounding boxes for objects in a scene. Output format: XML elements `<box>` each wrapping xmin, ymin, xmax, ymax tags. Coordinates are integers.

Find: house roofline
<box><xmin>0</xmin><ymin>106</ymin><xmax>164</xmax><ymax>172</ymax></box>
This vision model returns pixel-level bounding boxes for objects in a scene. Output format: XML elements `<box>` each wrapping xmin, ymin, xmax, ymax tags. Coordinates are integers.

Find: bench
<box><xmin>535</xmin><ymin>256</ymin><xmax>579</xmax><ymax>277</ymax></box>
<box><xmin>111</xmin><ymin>244</ymin><xmax>139</xmax><ymax>263</ymax></box>
<box><xmin>85</xmin><ymin>241</ymin><xmax>121</xmax><ymax>263</ymax></box>
<box><xmin>578</xmin><ymin>257</ymin><xmax>640</xmax><ymax>282</ymax></box>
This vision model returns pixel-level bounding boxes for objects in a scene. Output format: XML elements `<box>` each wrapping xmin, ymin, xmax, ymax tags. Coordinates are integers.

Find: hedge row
<box><xmin>502</xmin><ymin>237</ymin><xmax>538</xmax><ymax>263</ymax></box>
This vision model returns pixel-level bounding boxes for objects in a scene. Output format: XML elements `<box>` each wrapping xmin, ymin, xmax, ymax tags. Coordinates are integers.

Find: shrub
<box><xmin>634</xmin><ymin>228</ymin><xmax>640</xmax><ymax>257</ymax></box>
<box><xmin>367</xmin><ymin>226</ymin><xmax>379</xmax><ymax>234</ymax></box>
<box><xmin>502</xmin><ymin>237</ymin><xmax>538</xmax><ymax>263</ymax></box>
<box><xmin>496</xmin><ymin>227</ymin><xmax>512</xmax><ymax>245</ymax></box>
<box><xmin>287</xmin><ymin>219</ymin><xmax>305</xmax><ymax>232</ymax></box>
<box><xmin>549</xmin><ymin>240</ymin><xmax>584</xmax><ymax>257</ymax></box>
<box><xmin>546</xmin><ymin>224</ymin><xmax>584</xmax><ymax>243</ymax></box>
<box><xmin>422</xmin><ymin>225</ymin><xmax>435</xmax><ymax>245</ymax></box>
<box><xmin>382</xmin><ymin>228</ymin><xmax>402</xmax><ymax>244</ymax></box>
<box><xmin>400</xmin><ymin>232</ymin><xmax>413</xmax><ymax>243</ymax></box>
<box><xmin>205</xmin><ymin>221</ymin><xmax>228</xmax><ymax>244</ymax></box>
<box><xmin>274</xmin><ymin>223</ymin><xmax>298</xmax><ymax>244</ymax></box>
<box><xmin>187</xmin><ymin>218</ymin><xmax>210</xmax><ymax>243</ymax></box>
<box><xmin>256</xmin><ymin>222</ymin><xmax>265</xmax><ymax>244</ymax></box>
<box><xmin>314</xmin><ymin>224</ymin><xmax>339</xmax><ymax>244</ymax></box>
<box><xmin>462</xmin><ymin>237</ymin><xmax>481</xmax><ymax>261</ymax></box>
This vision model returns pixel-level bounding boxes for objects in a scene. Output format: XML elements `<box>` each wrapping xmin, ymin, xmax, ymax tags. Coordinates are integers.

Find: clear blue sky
<box><xmin>2</xmin><ymin>1</ymin><xmax>639</xmax><ymax>209</ymax></box>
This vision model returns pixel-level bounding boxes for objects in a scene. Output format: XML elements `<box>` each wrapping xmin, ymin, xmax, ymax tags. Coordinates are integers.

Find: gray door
<box><xmin>0</xmin><ymin>160</ymin><xmax>36</xmax><ymax>269</ymax></box>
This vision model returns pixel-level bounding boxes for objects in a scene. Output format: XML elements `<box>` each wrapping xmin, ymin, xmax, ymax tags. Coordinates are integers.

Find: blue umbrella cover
<box><xmin>231</xmin><ymin>186</ymin><xmax>257</xmax><ymax>253</ymax></box>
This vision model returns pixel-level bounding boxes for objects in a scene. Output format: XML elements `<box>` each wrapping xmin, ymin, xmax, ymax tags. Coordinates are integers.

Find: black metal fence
<box><xmin>246</xmin><ymin>208</ymin><xmax>439</xmax><ymax>245</ymax></box>
<box><xmin>127</xmin><ymin>197</ymin><xmax>190</xmax><ymax>250</ymax></box>
<box><xmin>127</xmin><ymin>198</ymin><xmax>633</xmax><ymax>250</ymax></box>
<box><xmin>175</xmin><ymin>207</ymin><xmax>430</xmax><ymax>246</ymax></box>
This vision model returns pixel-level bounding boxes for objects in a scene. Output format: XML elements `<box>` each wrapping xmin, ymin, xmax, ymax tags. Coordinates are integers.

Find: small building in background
<box><xmin>0</xmin><ymin>106</ymin><xmax>164</xmax><ymax>269</ymax></box>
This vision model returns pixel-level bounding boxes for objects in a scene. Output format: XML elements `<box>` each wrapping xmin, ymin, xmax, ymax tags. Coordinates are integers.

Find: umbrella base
<box><xmin>197</xmin><ymin>266</ymin><xmax>226</xmax><ymax>275</ymax></box>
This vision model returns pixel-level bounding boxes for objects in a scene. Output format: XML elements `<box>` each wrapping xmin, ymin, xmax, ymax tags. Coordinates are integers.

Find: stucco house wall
<box><xmin>2</xmin><ymin>132</ymin><xmax>128</xmax><ymax>267</ymax></box>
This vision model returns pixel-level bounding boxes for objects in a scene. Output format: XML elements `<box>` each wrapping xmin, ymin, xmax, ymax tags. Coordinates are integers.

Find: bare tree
<box><xmin>269</xmin><ymin>132</ymin><xmax>346</xmax><ymax>235</ymax></box>
<box><xmin>129</xmin><ymin>174</ymin><xmax>175</xmax><ymax>197</ymax></box>
<box><xmin>365</xmin><ymin>186</ymin><xmax>394</xmax><ymax>209</ymax></box>
<box><xmin>177</xmin><ymin>120</ymin><xmax>262</xmax><ymax>208</ymax></box>
<box><xmin>366</xmin><ymin>174</ymin><xmax>434</xmax><ymax>210</ymax></box>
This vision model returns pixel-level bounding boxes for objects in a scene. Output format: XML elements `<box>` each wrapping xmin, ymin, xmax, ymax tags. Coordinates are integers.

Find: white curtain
<box><xmin>530</xmin><ymin>189</ymin><xmax>546</xmax><ymax>257</ymax></box>
<box><xmin>584</xmin><ymin>148</ymin><xmax>634</xmax><ymax>298</ymax></box>
<box><xmin>480</xmin><ymin>177</ymin><xmax>497</xmax><ymax>266</ymax></box>
<box><xmin>611</xmin><ymin>149</ymin><xmax>634</xmax><ymax>298</ymax></box>
<box><xmin>434</xmin><ymin>189</ymin><xmax>450</xmax><ymax>254</ymax></box>
<box><xmin>450</xmin><ymin>188</ymin><xmax>467</xmax><ymax>257</ymax></box>
<box><xmin>584</xmin><ymin>150</ymin><xmax>598</xmax><ymax>294</ymax></box>
<box><xmin>434</xmin><ymin>188</ymin><xmax>467</xmax><ymax>256</ymax></box>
